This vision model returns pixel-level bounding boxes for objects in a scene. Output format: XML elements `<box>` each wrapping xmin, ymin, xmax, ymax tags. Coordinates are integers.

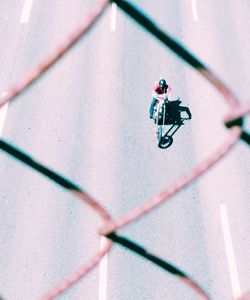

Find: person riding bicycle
<box><xmin>149</xmin><ymin>78</ymin><xmax>173</xmax><ymax>119</ymax></box>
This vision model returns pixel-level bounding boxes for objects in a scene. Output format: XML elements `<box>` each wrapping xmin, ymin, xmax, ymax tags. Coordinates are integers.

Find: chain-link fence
<box><xmin>0</xmin><ymin>1</ymin><xmax>249</xmax><ymax>299</ymax></box>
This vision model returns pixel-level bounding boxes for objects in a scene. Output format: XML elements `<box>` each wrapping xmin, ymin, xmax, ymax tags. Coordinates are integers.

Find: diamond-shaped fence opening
<box><xmin>0</xmin><ymin>1</ymin><xmax>249</xmax><ymax>299</ymax></box>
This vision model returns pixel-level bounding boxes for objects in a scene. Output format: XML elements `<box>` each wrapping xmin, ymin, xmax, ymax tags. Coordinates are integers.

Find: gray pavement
<box><xmin>0</xmin><ymin>1</ymin><xmax>249</xmax><ymax>299</ymax></box>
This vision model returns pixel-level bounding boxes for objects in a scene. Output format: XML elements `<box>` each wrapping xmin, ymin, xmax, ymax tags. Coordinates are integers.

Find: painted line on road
<box><xmin>0</xmin><ymin>92</ymin><xmax>9</xmax><ymax>136</ymax></box>
<box><xmin>220</xmin><ymin>204</ymin><xmax>241</xmax><ymax>298</ymax></box>
<box><xmin>20</xmin><ymin>0</ymin><xmax>34</xmax><ymax>23</ymax></box>
<box><xmin>191</xmin><ymin>0</ymin><xmax>198</xmax><ymax>21</ymax></box>
<box><xmin>98</xmin><ymin>236</ymin><xmax>108</xmax><ymax>300</ymax></box>
<box><xmin>110</xmin><ymin>2</ymin><xmax>117</xmax><ymax>31</ymax></box>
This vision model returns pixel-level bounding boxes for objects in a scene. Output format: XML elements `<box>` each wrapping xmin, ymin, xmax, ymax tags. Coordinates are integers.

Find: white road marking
<box><xmin>0</xmin><ymin>92</ymin><xmax>9</xmax><ymax>136</ymax></box>
<box><xmin>191</xmin><ymin>0</ymin><xmax>198</xmax><ymax>21</ymax></box>
<box><xmin>220</xmin><ymin>204</ymin><xmax>241</xmax><ymax>298</ymax></box>
<box><xmin>110</xmin><ymin>2</ymin><xmax>117</xmax><ymax>31</ymax></box>
<box><xmin>98</xmin><ymin>236</ymin><xmax>108</xmax><ymax>300</ymax></box>
<box><xmin>20</xmin><ymin>0</ymin><xmax>34</xmax><ymax>24</ymax></box>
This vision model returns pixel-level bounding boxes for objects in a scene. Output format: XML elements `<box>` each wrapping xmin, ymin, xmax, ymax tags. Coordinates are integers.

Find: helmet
<box><xmin>159</xmin><ymin>79</ymin><xmax>168</xmax><ymax>92</ymax></box>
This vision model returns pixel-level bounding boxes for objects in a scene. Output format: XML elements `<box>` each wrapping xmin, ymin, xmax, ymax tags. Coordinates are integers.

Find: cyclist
<box><xmin>149</xmin><ymin>78</ymin><xmax>172</xmax><ymax>119</ymax></box>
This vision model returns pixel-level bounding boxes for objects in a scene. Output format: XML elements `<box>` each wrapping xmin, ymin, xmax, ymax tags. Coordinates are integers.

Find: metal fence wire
<box><xmin>0</xmin><ymin>1</ymin><xmax>249</xmax><ymax>299</ymax></box>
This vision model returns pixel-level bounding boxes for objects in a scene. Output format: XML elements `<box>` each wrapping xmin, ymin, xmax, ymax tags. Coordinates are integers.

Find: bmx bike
<box><xmin>153</xmin><ymin>97</ymin><xmax>192</xmax><ymax>149</ymax></box>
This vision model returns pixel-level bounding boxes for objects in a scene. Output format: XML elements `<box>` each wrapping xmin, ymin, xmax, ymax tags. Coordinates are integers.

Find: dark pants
<box><xmin>149</xmin><ymin>98</ymin><xmax>157</xmax><ymax>117</ymax></box>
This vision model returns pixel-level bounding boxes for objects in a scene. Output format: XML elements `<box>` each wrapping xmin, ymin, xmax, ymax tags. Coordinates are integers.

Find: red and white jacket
<box><xmin>152</xmin><ymin>81</ymin><xmax>173</xmax><ymax>100</ymax></box>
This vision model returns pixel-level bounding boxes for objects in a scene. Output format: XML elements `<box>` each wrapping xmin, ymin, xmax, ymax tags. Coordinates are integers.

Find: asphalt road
<box><xmin>0</xmin><ymin>1</ymin><xmax>249</xmax><ymax>300</ymax></box>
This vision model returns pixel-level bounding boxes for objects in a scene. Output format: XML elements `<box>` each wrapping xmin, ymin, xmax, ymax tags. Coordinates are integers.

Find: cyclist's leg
<box><xmin>149</xmin><ymin>98</ymin><xmax>157</xmax><ymax>118</ymax></box>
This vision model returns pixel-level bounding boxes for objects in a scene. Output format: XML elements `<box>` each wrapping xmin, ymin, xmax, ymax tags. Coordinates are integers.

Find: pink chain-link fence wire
<box><xmin>0</xmin><ymin>0</ymin><xmax>249</xmax><ymax>299</ymax></box>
